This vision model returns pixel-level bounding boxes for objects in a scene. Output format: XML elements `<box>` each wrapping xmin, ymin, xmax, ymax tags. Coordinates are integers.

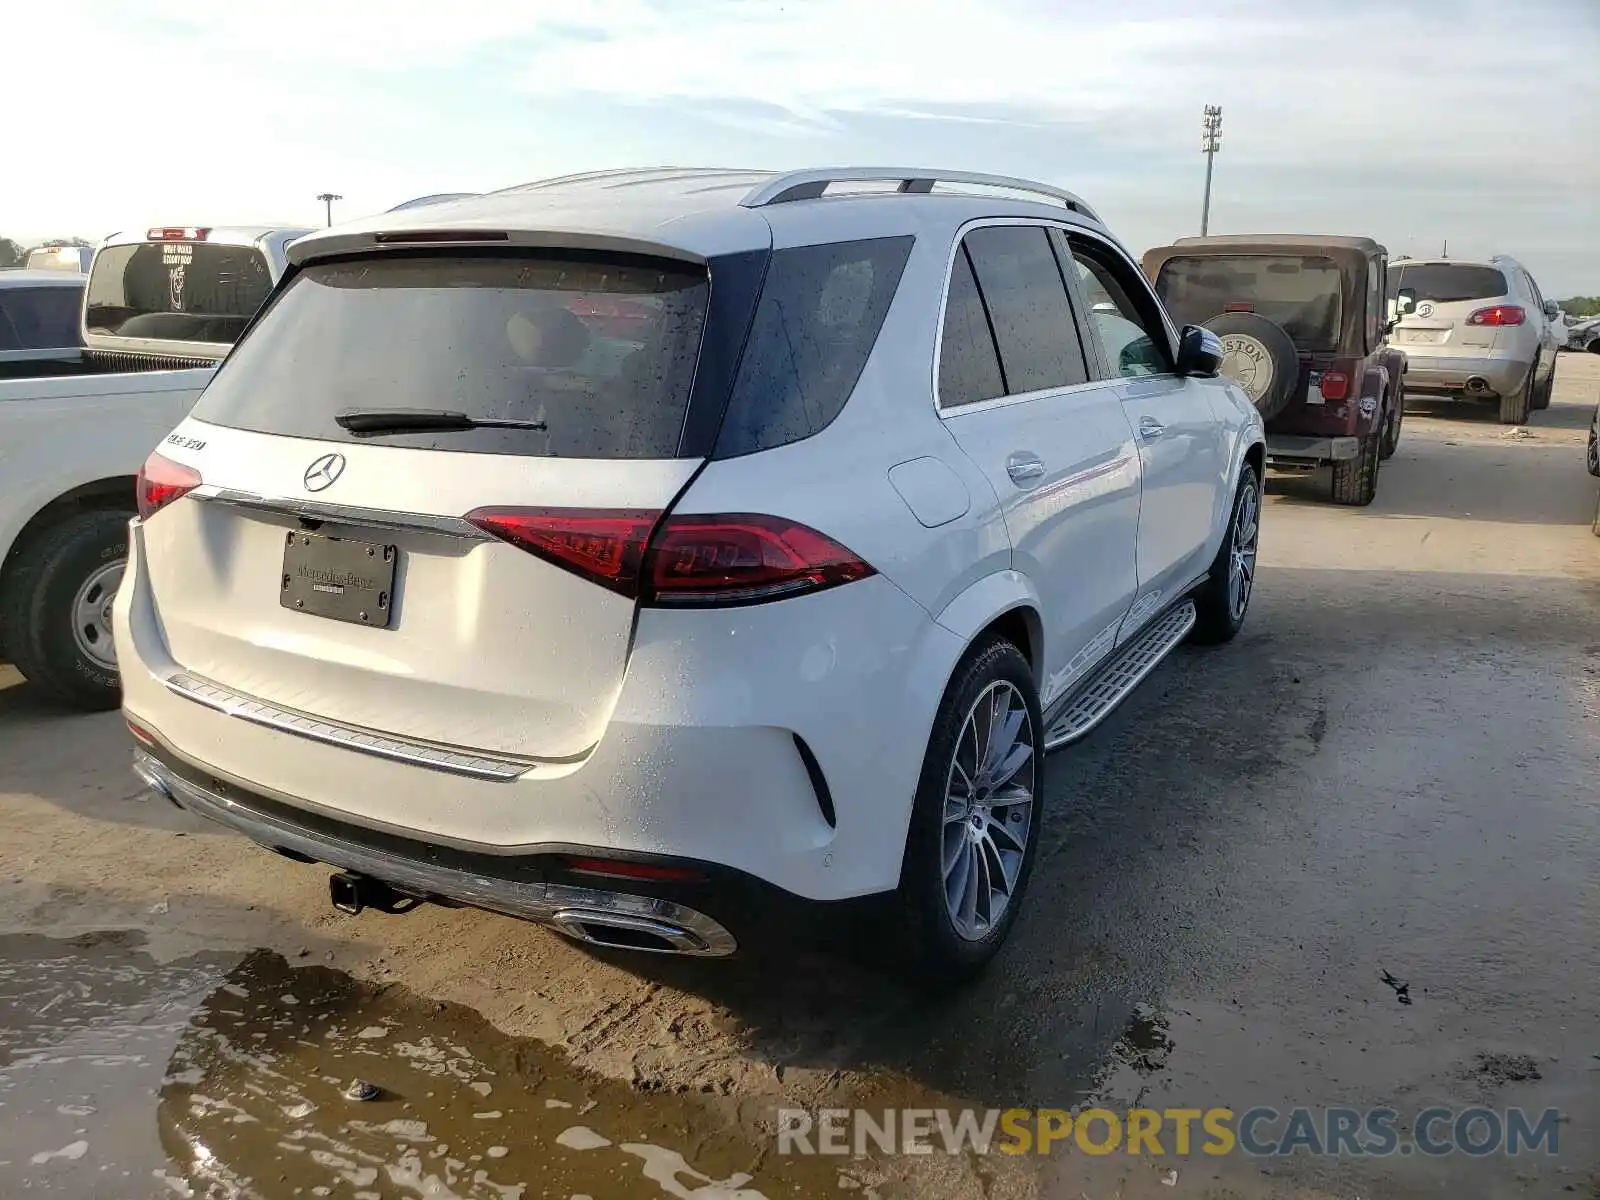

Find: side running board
<box><xmin>1044</xmin><ymin>601</ymin><xmax>1196</xmax><ymax>750</ymax></box>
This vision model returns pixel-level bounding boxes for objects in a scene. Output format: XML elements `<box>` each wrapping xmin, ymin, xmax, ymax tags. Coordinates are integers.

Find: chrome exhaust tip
<box><xmin>549</xmin><ymin>909</ymin><xmax>721</xmax><ymax>956</ymax></box>
<box><xmin>1465</xmin><ymin>376</ymin><xmax>1491</xmax><ymax>395</ymax></box>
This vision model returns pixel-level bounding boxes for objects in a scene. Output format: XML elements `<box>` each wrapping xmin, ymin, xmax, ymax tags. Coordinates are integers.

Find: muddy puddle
<box><xmin>0</xmin><ymin>934</ymin><xmax>878</xmax><ymax>1199</ymax></box>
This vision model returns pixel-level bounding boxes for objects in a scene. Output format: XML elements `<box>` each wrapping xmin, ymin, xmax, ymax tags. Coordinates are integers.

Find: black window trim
<box><xmin>1059</xmin><ymin>228</ymin><xmax>1180</xmax><ymax>379</ymax></box>
<box><xmin>932</xmin><ymin>217</ymin><xmax>1108</xmax><ymax>416</ymax></box>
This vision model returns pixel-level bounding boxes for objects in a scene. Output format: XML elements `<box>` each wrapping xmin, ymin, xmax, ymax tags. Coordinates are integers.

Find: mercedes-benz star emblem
<box><xmin>303</xmin><ymin>452</ymin><xmax>346</xmax><ymax>492</ymax></box>
<box><xmin>1416</xmin><ymin>301</ymin><xmax>1435</xmax><ymax>318</ymax></box>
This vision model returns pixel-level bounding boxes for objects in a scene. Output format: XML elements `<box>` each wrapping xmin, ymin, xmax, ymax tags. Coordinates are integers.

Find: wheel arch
<box><xmin>930</xmin><ymin>570</ymin><xmax>1046</xmax><ymax>687</ymax></box>
<box><xmin>0</xmin><ymin>476</ymin><xmax>137</xmax><ymax>632</ymax></box>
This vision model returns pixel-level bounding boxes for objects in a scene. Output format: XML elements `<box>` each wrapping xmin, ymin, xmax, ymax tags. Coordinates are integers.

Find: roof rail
<box><xmin>739</xmin><ymin>168</ymin><xmax>1099</xmax><ymax>220</ymax></box>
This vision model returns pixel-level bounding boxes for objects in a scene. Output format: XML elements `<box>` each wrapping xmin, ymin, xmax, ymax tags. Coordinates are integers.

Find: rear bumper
<box><xmin>1266</xmin><ymin>434</ymin><xmax>1361</xmax><ymax>466</ymax></box>
<box><xmin>1400</xmin><ymin>352</ymin><xmax>1530</xmax><ymax>397</ymax></box>
<box><xmin>114</xmin><ymin>518</ymin><xmax>962</xmax><ymax>905</ymax></box>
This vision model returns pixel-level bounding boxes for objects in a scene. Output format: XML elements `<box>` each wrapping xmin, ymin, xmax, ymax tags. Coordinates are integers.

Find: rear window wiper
<box><xmin>333</xmin><ymin>408</ymin><xmax>548</xmax><ymax>435</ymax></box>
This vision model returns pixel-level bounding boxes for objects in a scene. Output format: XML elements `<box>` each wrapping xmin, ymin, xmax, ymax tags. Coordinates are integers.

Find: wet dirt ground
<box><xmin>2</xmin><ymin>355</ymin><xmax>1598</xmax><ymax>1199</ymax></box>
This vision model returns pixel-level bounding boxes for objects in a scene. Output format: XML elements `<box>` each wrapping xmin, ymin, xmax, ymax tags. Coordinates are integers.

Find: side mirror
<box><xmin>1543</xmin><ymin>299</ymin><xmax>1560</xmax><ymax>319</ymax></box>
<box><xmin>1395</xmin><ymin>288</ymin><xmax>1418</xmax><ymax>316</ymax></box>
<box><xmin>1176</xmin><ymin>325</ymin><xmax>1222</xmax><ymax>377</ymax></box>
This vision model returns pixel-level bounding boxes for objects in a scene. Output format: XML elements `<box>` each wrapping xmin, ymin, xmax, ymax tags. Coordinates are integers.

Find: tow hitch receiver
<box><xmin>329</xmin><ymin>871</ymin><xmax>423</xmax><ymax>916</ymax></box>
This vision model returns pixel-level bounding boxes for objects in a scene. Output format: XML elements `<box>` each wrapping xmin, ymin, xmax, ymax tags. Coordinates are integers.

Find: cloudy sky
<box><xmin>11</xmin><ymin>0</ymin><xmax>1599</xmax><ymax>294</ymax></box>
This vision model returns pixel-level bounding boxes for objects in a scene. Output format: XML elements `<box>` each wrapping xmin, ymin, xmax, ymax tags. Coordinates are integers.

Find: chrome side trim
<box><xmin>133</xmin><ymin>750</ymin><xmax>738</xmax><ymax>957</ymax></box>
<box><xmin>164</xmin><ymin>671</ymin><xmax>536</xmax><ymax>781</ymax></box>
<box><xmin>192</xmin><ymin>487</ymin><xmax>490</xmax><ymax>540</ymax></box>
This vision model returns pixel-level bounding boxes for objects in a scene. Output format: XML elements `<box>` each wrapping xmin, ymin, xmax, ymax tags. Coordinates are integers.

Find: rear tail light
<box><xmin>465</xmin><ymin>508</ymin><xmax>875</xmax><ymax>606</ymax></box>
<box><xmin>1223</xmin><ymin>301</ymin><xmax>1254</xmax><ymax>313</ymax></box>
<box><xmin>1467</xmin><ymin>305</ymin><xmax>1525</xmax><ymax>327</ymax></box>
<box><xmin>1317</xmin><ymin>370</ymin><xmax>1350</xmax><ymax>401</ymax></box>
<box><xmin>136</xmin><ymin>451</ymin><xmax>202</xmax><ymax>519</ymax></box>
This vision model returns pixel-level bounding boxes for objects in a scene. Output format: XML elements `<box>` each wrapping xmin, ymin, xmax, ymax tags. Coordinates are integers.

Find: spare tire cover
<box><xmin>1201</xmin><ymin>312</ymin><xmax>1301</xmax><ymax>420</ymax></box>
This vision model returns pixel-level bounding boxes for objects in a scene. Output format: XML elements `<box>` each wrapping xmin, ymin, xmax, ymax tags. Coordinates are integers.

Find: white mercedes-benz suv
<box><xmin>115</xmin><ymin>167</ymin><xmax>1265</xmax><ymax>983</ymax></box>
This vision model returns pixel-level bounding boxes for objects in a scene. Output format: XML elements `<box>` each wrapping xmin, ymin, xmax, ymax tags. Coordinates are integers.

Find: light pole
<box><xmin>1200</xmin><ymin>105</ymin><xmax>1222</xmax><ymax>236</ymax></box>
<box><xmin>316</xmin><ymin>192</ymin><xmax>343</xmax><ymax>227</ymax></box>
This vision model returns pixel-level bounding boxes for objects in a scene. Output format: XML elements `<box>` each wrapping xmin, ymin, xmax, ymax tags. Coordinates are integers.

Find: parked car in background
<box><xmin>1566</xmin><ymin>315</ymin><xmax>1600</xmax><ymax>355</ymax></box>
<box><xmin>116</xmin><ymin>166</ymin><xmax>1265</xmax><ymax>984</ymax></box>
<box><xmin>1386</xmin><ymin>256</ymin><xmax>1559</xmax><ymax>423</ymax></box>
<box><xmin>1143</xmin><ymin>235</ymin><xmax>1404</xmax><ymax>506</ymax></box>
<box><xmin>22</xmin><ymin>243</ymin><xmax>93</xmax><ymax>273</ymax></box>
<box><xmin>0</xmin><ymin>223</ymin><xmax>310</xmax><ymax>710</ymax></box>
<box><xmin>0</xmin><ymin>270</ymin><xmax>85</xmax><ymax>380</ymax></box>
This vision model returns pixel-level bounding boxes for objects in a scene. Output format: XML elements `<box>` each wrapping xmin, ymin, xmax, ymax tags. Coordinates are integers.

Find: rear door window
<box><xmin>938</xmin><ymin>248</ymin><xmax>1006</xmax><ymax>408</ymax></box>
<box><xmin>962</xmin><ymin>225</ymin><xmax>1089</xmax><ymax>394</ymax></box>
<box><xmin>1157</xmin><ymin>254</ymin><xmax>1343</xmax><ymax>352</ymax></box>
<box><xmin>0</xmin><ymin>287</ymin><xmax>82</xmax><ymax>350</ymax></box>
<box><xmin>191</xmin><ymin>251</ymin><xmax>710</xmax><ymax>458</ymax></box>
<box><xmin>85</xmin><ymin>241</ymin><xmax>274</xmax><ymax>344</ymax></box>
<box><xmin>713</xmin><ymin>236</ymin><xmax>912</xmax><ymax>458</ymax></box>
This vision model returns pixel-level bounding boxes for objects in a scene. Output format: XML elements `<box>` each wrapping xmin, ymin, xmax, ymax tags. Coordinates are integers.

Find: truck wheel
<box><xmin>897</xmin><ymin>637</ymin><xmax>1043</xmax><ymax>988</ymax></box>
<box><xmin>1200</xmin><ymin>312</ymin><xmax>1301</xmax><ymax>420</ymax></box>
<box><xmin>0</xmin><ymin>510</ymin><xmax>130</xmax><ymax>710</ymax></box>
<box><xmin>1379</xmin><ymin>396</ymin><xmax>1404</xmax><ymax>460</ymax></box>
<box><xmin>1191</xmin><ymin>464</ymin><xmax>1260</xmax><ymax>645</ymax></box>
<box><xmin>1331</xmin><ymin>433</ymin><xmax>1381</xmax><ymax>506</ymax></box>
<box><xmin>1499</xmin><ymin>367</ymin><xmax>1533</xmax><ymax>425</ymax></box>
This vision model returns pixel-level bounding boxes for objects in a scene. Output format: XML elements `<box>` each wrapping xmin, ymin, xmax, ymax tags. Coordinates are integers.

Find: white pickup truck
<box><xmin>0</xmin><ymin>224</ymin><xmax>309</xmax><ymax>708</ymax></box>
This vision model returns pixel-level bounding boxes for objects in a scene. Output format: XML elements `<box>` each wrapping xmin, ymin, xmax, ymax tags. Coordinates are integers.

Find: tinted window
<box><xmin>1384</xmin><ymin>263</ymin><xmax>1506</xmax><ymax>304</ymax></box>
<box><xmin>191</xmin><ymin>252</ymin><xmax>709</xmax><ymax>458</ymax></box>
<box><xmin>963</xmin><ymin>225</ymin><xmax>1088</xmax><ymax>394</ymax></box>
<box><xmin>938</xmin><ymin>249</ymin><xmax>1006</xmax><ymax>408</ymax></box>
<box><xmin>0</xmin><ymin>287</ymin><xmax>82</xmax><ymax>350</ymax></box>
<box><xmin>1157</xmin><ymin>254</ymin><xmax>1343</xmax><ymax>353</ymax></box>
<box><xmin>1367</xmin><ymin>255</ymin><xmax>1384</xmax><ymax>348</ymax></box>
<box><xmin>714</xmin><ymin>236</ymin><xmax>912</xmax><ymax>458</ymax></box>
<box><xmin>1066</xmin><ymin>240</ymin><xmax>1168</xmax><ymax>377</ymax></box>
<box><xmin>85</xmin><ymin>241</ymin><xmax>274</xmax><ymax>344</ymax></box>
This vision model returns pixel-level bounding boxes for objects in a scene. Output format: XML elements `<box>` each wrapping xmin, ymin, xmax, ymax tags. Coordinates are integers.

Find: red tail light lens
<box><xmin>1467</xmin><ymin>305</ymin><xmax>1525</xmax><ymax>327</ymax></box>
<box><xmin>136</xmin><ymin>451</ymin><xmax>202</xmax><ymax>519</ymax></box>
<box><xmin>647</xmin><ymin>513</ymin><xmax>874</xmax><ymax>605</ymax></box>
<box><xmin>1317</xmin><ymin>370</ymin><xmax>1350</xmax><ymax>401</ymax></box>
<box><xmin>564</xmin><ymin>856</ymin><xmax>706</xmax><ymax>883</ymax></box>
<box><xmin>465</xmin><ymin>508</ymin><xmax>659</xmax><ymax>597</ymax></box>
<box><xmin>466</xmin><ymin>508</ymin><xmax>875</xmax><ymax>605</ymax></box>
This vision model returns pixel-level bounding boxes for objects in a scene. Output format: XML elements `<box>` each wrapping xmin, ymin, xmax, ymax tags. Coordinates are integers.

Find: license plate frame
<box><xmin>280</xmin><ymin>530</ymin><xmax>397</xmax><ymax>628</ymax></box>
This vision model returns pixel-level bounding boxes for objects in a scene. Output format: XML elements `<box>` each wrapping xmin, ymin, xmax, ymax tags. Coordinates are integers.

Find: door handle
<box><xmin>1006</xmin><ymin>452</ymin><xmax>1046</xmax><ymax>484</ymax></box>
<box><xmin>1138</xmin><ymin>416</ymin><xmax>1166</xmax><ymax>441</ymax></box>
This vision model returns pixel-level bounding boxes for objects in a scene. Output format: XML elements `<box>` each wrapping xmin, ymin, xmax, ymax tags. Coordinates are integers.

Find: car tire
<box><xmin>1530</xmin><ymin>354</ymin><xmax>1552</xmax><ymax>411</ymax></box>
<box><xmin>1586</xmin><ymin>417</ymin><xmax>1599</xmax><ymax>478</ymax></box>
<box><xmin>1499</xmin><ymin>366</ymin><xmax>1533</xmax><ymax>425</ymax></box>
<box><xmin>1331</xmin><ymin>432</ymin><xmax>1381</xmax><ymax>506</ymax></box>
<box><xmin>1191</xmin><ymin>464</ymin><xmax>1260</xmax><ymax>645</ymax></box>
<box><xmin>897</xmin><ymin>636</ymin><xmax>1044</xmax><ymax>989</ymax></box>
<box><xmin>0</xmin><ymin>510</ymin><xmax>129</xmax><ymax>711</ymax></box>
<box><xmin>1200</xmin><ymin>312</ymin><xmax>1301</xmax><ymax>420</ymax></box>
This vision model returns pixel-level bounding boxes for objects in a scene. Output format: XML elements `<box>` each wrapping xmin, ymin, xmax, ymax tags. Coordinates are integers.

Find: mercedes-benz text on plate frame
<box><xmin>303</xmin><ymin>452</ymin><xmax>345</xmax><ymax>492</ymax></box>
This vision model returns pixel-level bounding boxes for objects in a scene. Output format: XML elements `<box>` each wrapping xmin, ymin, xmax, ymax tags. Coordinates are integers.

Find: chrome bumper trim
<box><xmin>164</xmin><ymin>671</ymin><xmax>535</xmax><ymax>781</ymax></box>
<box><xmin>133</xmin><ymin>750</ymin><xmax>738</xmax><ymax>957</ymax></box>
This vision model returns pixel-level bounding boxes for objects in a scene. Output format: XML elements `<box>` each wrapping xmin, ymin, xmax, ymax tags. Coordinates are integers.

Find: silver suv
<box><xmin>1389</xmin><ymin>255</ymin><xmax>1560</xmax><ymax>424</ymax></box>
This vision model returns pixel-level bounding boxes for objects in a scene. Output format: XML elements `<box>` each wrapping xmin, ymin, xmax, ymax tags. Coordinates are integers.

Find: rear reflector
<box><xmin>465</xmin><ymin>508</ymin><xmax>876</xmax><ymax>606</ymax></box>
<box><xmin>126</xmin><ymin>718</ymin><xmax>157</xmax><ymax>746</ymax></box>
<box><xmin>136</xmin><ymin>451</ymin><xmax>202</xmax><ymax>519</ymax></box>
<box><xmin>1467</xmin><ymin>305</ymin><xmax>1525</xmax><ymax>327</ymax></box>
<box><xmin>148</xmin><ymin>227</ymin><xmax>209</xmax><ymax>241</ymax></box>
<box><xmin>1317</xmin><ymin>370</ymin><xmax>1350</xmax><ymax>401</ymax></box>
<box><xmin>564</xmin><ymin>857</ymin><xmax>706</xmax><ymax>883</ymax></box>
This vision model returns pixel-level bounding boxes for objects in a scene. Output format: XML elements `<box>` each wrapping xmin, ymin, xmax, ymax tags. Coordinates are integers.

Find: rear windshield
<box><xmin>190</xmin><ymin>252</ymin><xmax>709</xmax><ymax>458</ymax></box>
<box><xmin>1386</xmin><ymin>263</ymin><xmax>1506</xmax><ymax>304</ymax></box>
<box><xmin>24</xmin><ymin>247</ymin><xmax>89</xmax><ymax>272</ymax></box>
<box><xmin>85</xmin><ymin>241</ymin><xmax>274</xmax><ymax>344</ymax></box>
<box><xmin>0</xmin><ymin>286</ymin><xmax>82</xmax><ymax>350</ymax></box>
<box><xmin>1156</xmin><ymin>254</ymin><xmax>1343</xmax><ymax>352</ymax></box>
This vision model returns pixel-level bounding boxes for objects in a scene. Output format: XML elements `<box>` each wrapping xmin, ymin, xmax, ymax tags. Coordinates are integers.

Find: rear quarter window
<box><xmin>713</xmin><ymin>236</ymin><xmax>912</xmax><ymax>458</ymax></box>
<box><xmin>191</xmin><ymin>251</ymin><xmax>710</xmax><ymax>458</ymax></box>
